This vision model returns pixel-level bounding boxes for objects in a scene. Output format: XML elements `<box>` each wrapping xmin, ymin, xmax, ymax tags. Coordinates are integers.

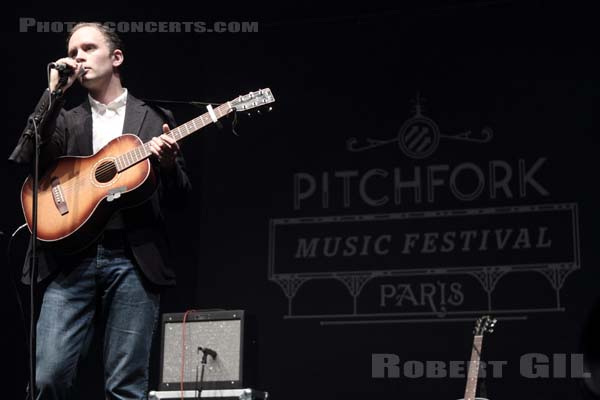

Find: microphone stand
<box><xmin>195</xmin><ymin>347</ymin><xmax>217</xmax><ymax>399</ymax></box>
<box><xmin>194</xmin><ymin>348</ymin><xmax>206</xmax><ymax>399</ymax></box>
<box><xmin>27</xmin><ymin>71</ymin><xmax>69</xmax><ymax>400</ymax></box>
<box><xmin>27</xmin><ymin>109</ymin><xmax>38</xmax><ymax>400</ymax></box>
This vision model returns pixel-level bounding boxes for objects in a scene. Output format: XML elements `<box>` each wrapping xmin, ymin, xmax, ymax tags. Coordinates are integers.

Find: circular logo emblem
<box><xmin>398</xmin><ymin>116</ymin><xmax>440</xmax><ymax>159</ymax></box>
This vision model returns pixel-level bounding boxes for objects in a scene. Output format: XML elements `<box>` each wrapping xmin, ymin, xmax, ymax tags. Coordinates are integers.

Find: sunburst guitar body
<box><xmin>21</xmin><ymin>134</ymin><xmax>155</xmax><ymax>253</ymax></box>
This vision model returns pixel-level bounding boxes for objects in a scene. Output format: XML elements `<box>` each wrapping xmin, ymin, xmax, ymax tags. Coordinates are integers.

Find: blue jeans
<box><xmin>35</xmin><ymin>239</ymin><xmax>160</xmax><ymax>400</ymax></box>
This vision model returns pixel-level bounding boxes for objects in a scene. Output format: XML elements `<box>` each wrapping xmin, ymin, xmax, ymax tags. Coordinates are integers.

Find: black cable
<box><xmin>140</xmin><ymin>98</ymin><xmax>219</xmax><ymax>108</ymax></box>
<box><xmin>143</xmin><ymin>97</ymin><xmax>241</xmax><ymax>137</ymax></box>
<box><xmin>231</xmin><ymin>109</ymin><xmax>239</xmax><ymax>137</ymax></box>
<box><xmin>47</xmin><ymin>64</ymin><xmax>52</xmax><ymax>111</ymax></box>
<box><xmin>4</xmin><ymin>224</ymin><xmax>29</xmax><ymax>399</ymax></box>
<box><xmin>6</xmin><ymin>224</ymin><xmax>29</xmax><ymax>341</ymax></box>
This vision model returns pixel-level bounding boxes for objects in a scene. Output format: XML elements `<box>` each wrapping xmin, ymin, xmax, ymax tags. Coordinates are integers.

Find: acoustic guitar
<box><xmin>458</xmin><ymin>315</ymin><xmax>497</xmax><ymax>400</ymax></box>
<box><xmin>21</xmin><ymin>88</ymin><xmax>275</xmax><ymax>253</ymax></box>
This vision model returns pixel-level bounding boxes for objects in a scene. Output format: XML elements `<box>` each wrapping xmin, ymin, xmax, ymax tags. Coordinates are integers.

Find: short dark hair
<box><xmin>66</xmin><ymin>22</ymin><xmax>124</xmax><ymax>54</ymax></box>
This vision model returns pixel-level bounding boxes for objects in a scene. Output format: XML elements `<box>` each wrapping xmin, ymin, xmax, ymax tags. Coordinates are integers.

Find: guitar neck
<box><xmin>463</xmin><ymin>335</ymin><xmax>483</xmax><ymax>400</ymax></box>
<box><xmin>115</xmin><ymin>101</ymin><xmax>232</xmax><ymax>171</ymax></box>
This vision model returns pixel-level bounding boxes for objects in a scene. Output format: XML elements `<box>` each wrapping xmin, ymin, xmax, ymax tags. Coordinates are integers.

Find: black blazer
<box><xmin>10</xmin><ymin>91</ymin><xmax>192</xmax><ymax>286</ymax></box>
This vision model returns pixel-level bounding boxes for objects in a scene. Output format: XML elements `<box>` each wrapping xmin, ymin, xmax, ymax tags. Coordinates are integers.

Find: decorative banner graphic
<box><xmin>271</xmin><ymin>93</ymin><xmax>581</xmax><ymax>324</ymax></box>
<box><xmin>346</xmin><ymin>95</ymin><xmax>493</xmax><ymax>159</ymax></box>
<box><xmin>269</xmin><ymin>203</ymin><xmax>580</xmax><ymax>323</ymax></box>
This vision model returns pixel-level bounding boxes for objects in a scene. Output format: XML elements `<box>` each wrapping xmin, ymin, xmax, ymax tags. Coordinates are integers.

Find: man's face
<box><xmin>67</xmin><ymin>26</ymin><xmax>120</xmax><ymax>89</ymax></box>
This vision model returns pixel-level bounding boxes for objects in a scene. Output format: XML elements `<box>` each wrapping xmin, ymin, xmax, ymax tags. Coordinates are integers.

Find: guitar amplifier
<box><xmin>159</xmin><ymin>310</ymin><xmax>257</xmax><ymax>391</ymax></box>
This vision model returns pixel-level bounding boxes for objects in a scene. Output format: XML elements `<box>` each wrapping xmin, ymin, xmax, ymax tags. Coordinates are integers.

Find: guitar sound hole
<box><xmin>95</xmin><ymin>160</ymin><xmax>117</xmax><ymax>183</ymax></box>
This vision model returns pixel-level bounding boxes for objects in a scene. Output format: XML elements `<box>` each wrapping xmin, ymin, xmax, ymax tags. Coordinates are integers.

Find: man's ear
<box><xmin>112</xmin><ymin>49</ymin><xmax>124</xmax><ymax>68</ymax></box>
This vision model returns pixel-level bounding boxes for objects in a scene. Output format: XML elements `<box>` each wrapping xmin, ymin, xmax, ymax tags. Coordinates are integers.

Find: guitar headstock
<box><xmin>230</xmin><ymin>88</ymin><xmax>275</xmax><ymax>113</ymax></box>
<box><xmin>473</xmin><ymin>315</ymin><xmax>497</xmax><ymax>336</ymax></box>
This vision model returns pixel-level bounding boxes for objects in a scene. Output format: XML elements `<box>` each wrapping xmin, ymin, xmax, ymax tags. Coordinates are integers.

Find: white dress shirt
<box><xmin>89</xmin><ymin>88</ymin><xmax>128</xmax><ymax>229</ymax></box>
<box><xmin>89</xmin><ymin>88</ymin><xmax>128</xmax><ymax>154</ymax></box>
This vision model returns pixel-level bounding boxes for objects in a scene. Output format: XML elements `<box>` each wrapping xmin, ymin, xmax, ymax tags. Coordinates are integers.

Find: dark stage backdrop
<box><xmin>2</xmin><ymin>3</ymin><xmax>599</xmax><ymax>400</ymax></box>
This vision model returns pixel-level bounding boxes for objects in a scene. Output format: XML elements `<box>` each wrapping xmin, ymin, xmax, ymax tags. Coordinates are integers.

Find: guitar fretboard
<box><xmin>115</xmin><ymin>102</ymin><xmax>231</xmax><ymax>172</ymax></box>
<box><xmin>464</xmin><ymin>335</ymin><xmax>483</xmax><ymax>400</ymax></box>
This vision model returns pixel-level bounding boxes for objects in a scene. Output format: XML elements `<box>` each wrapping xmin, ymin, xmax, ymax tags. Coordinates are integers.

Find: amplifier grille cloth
<box><xmin>162</xmin><ymin>320</ymin><xmax>241</xmax><ymax>384</ymax></box>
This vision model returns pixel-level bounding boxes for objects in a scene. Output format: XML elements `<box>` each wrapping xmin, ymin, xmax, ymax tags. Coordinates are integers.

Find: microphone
<box><xmin>50</xmin><ymin>63</ymin><xmax>75</xmax><ymax>75</ymax></box>
<box><xmin>197</xmin><ymin>346</ymin><xmax>217</xmax><ymax>360</ymax></box>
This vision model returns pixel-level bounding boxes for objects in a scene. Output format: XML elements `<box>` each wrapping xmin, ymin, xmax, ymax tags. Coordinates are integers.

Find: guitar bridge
<box><xmin>51</xmin><ymin>177</ymin><xmax>69</xmax><ymax>215</ymax></box>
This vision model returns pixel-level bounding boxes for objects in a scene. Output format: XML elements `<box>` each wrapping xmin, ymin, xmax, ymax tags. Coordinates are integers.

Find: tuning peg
<box><xmin>268</xmin><ymin>106</ymin><xmax>273</xmax><ymax>112</ymax></box>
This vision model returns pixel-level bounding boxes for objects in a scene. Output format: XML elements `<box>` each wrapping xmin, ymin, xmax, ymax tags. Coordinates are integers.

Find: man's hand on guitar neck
<box><xmin>149</xmin><ymin>124</ymin><xmax>180</xmax><ymax>170</ymax></box>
